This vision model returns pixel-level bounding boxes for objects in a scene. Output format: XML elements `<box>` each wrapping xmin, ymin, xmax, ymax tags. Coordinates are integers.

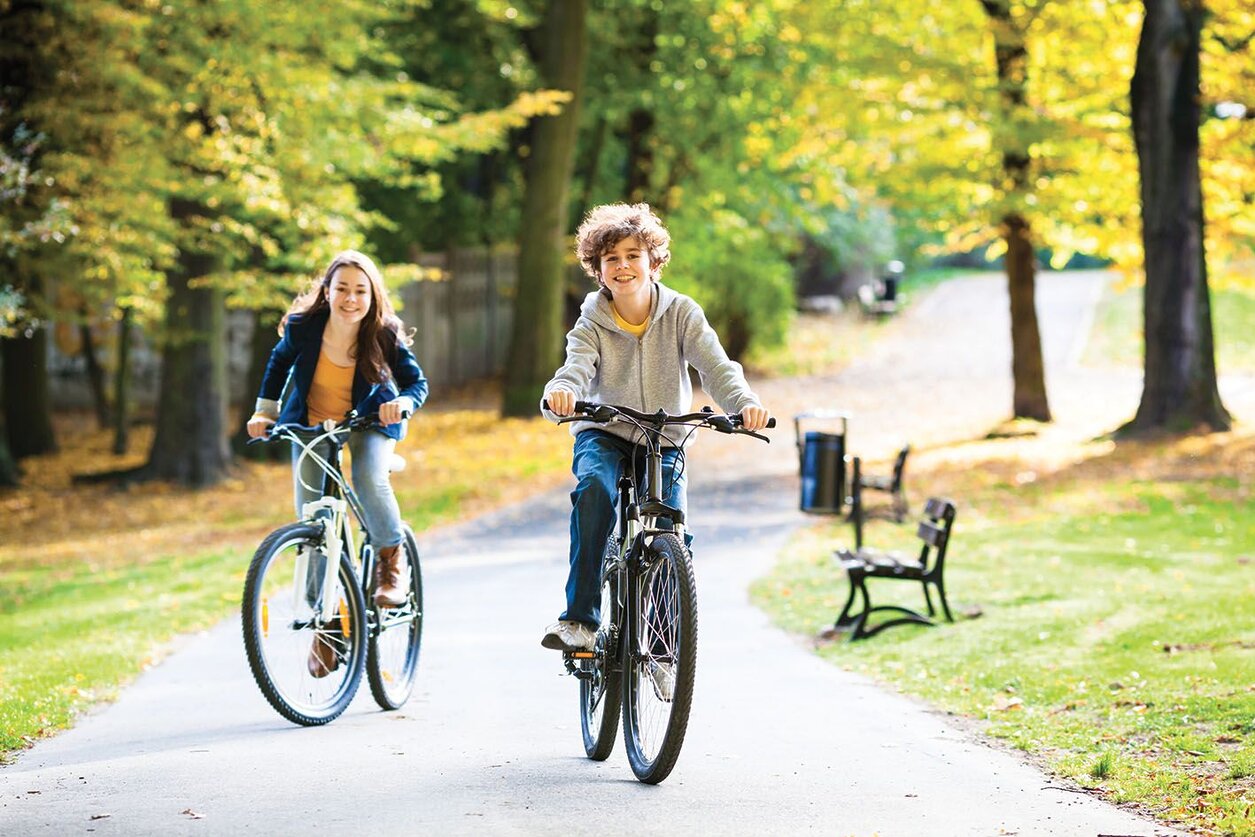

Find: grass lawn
<box><xmin>752</xmin><ymin>425</ymin><xmax>1255</xmax><ymax>836</ymax></box>
<box><xmin>1084</xmin><ymin>278</ymin><xmax>1255</xmax><ymax>373</ymax></box>
<box><xmin>0</xmin><ymin>403</ymin><xmax>573</xmax><ymax>760</ymax></box>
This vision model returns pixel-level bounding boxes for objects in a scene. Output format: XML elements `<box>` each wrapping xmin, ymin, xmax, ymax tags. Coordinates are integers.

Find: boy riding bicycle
<box><xmin>540</xmin><ymin>202</ymin><xmax>770</xmax><ymax>654</ymax></box>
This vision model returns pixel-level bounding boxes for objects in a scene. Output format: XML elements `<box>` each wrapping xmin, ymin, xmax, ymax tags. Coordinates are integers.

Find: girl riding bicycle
<box><xmin>540</xmin><ymin>203</ymin><xmax>770</xmax><ymax>655</ymax></box>
<box><xmin>246</xmin><ymin>250</ymin><xmax>428</xmax><ymax>676</ymax></box>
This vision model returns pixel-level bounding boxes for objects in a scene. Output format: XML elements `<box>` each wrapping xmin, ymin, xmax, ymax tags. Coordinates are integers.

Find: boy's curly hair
<box><xmin>574</xmin><ymin>203</ymin><xmax>672</xmax><ymax>286</ymax></box>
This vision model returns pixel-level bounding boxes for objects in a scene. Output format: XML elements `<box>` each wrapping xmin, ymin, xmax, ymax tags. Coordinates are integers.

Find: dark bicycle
<box><xmin>241</xmin><ymin>411</ymin><xmax>423</xmax><ymax>726</ymax></box>
<box><xmin>549</xmin><ymin>400</ymin><xmax>773</xmax><ymax>784</ymax></box>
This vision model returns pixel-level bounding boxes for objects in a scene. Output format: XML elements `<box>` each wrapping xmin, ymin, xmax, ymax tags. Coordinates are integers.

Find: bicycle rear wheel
<box><xmin>623</xmin><ymin>532</ymin><xmax>697</xmax><ymax>784</ymax></box>
<box><xmin>242</xmin><ymin>522</ymin><xmax>367</xmax><ymax>726</ymax></box>
<box><xmin>367</xmin><ymin>525</ymin><xmax>424</xmax><ymax>710</ymax></box>
<box><xmin>580</xmin><ymin>536</ymin><xmax>623</xmax><ymax>760</ymax></box>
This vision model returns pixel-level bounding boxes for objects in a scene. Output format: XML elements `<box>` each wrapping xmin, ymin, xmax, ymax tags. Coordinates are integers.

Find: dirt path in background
<box><xmin>695</xmin><ymin>269</ymin><xmax>1254</xmax><ymax>482</ymax></box>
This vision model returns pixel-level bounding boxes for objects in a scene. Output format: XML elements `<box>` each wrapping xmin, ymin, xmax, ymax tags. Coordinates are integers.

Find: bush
<box><xmin>663</xmin><ymin>206</ymin><xmax>794</xmax><ymax>361</ymax></box>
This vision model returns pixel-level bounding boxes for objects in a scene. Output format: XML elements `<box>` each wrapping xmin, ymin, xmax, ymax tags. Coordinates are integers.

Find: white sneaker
<box><xmin>541</xmin><ymin>620</ymin><xmax>595</xmax><ymax>652</ymax></box>
<box><xmin>648</xmin><ymin>660</ymin><xmax>675</xmax><ymax>702</ymax></box>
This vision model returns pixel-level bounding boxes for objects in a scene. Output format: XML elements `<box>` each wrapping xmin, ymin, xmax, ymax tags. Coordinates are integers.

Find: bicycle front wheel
<box><xmin>367</xmin><ymin>525</ymin><xmax>424</xmax><ymax>710</ymax></box>
<box><xmin>581</xmin><ymin>536</ymin><xmax>623</xmax><ymax>761</ymax></box>
<box><xmin>623</xmin><ymin>532</ymin><xmax>697</xmax><ymax>784</ymax></box>
<box><xmin>242</xmin><ymin>522</ymin><xmax>367</xmax><ymax>726</ymax></box>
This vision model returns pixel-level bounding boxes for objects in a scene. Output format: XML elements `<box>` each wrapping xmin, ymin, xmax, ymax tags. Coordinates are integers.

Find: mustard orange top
<box><xmin>611</xmin><ymin>304</ymin><xmax>648</xmax><ymax>338</ymax></box>
<box><xmin>306</xmin><ymin>349</ymin><xmax>354</xmax><ymax>425</ymax></box>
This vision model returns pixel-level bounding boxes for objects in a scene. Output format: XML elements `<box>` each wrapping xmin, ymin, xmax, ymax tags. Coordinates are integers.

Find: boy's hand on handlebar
<box><xmin>247</xmin><ymin>415</ymin><xmax>275</xmax><ymax>439</ymax></box>
<box><xmin>378</xmin><ymin>398</ymin><xmax>410</xmax><ymax>426</ymax></box>
<box><xmin>546</xmin><ymin>390</ymin><xmax>576</xmax><ymax>417</ymax></box>
<box><xmin>740</xmin><ymin>405</ymin><xmax>770</xmax><ymax>432</ymax></box>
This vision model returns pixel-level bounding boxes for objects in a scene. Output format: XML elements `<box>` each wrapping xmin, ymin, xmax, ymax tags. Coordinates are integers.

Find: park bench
<box><xmin>833</xmin><ymin>495</ymin><xmax>957</xmax><ymax>640</ymax></box>
<box><xmin>852</xmin><ymin>444</ymin><xmax>910</xmax><ymax>522</ymax></box>
<box><xmin>856</xmin><ymin>282</ymin><xmax>898</xmax><ymax>317</ymax></box>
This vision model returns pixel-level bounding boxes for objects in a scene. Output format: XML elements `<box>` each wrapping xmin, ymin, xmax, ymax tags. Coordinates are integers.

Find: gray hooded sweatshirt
<box><xmin>540</xmin><ymin>282</ymin><xmax>761</xmax><ymax>447</ymax></box>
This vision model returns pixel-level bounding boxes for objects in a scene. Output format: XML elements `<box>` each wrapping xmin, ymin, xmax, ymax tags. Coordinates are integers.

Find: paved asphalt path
<box><xmin>1</xmin><ymin>272</ymin><xmax>1190</xmax><ymax>836</ymax></box>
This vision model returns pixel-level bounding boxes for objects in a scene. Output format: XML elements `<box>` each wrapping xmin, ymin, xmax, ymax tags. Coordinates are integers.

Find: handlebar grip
<box><xmin>767</xmin><ymin>417</ymin><xmax>777</xmax><ymax>428</ymax></box>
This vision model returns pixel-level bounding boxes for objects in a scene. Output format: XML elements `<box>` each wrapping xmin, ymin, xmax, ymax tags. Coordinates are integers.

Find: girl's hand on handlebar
<box><xmin>247</xmin><ymin>414</ymin><xmax>276</xmax><ymax>439</ymax></box>
<box><xmin>740</xmin><ymin>404</ymin><xmax>770</xmax><ymax>432</ymax></box>
<box><xmin>546</xmin><ymin>390</ymin><xmax>576</xmax><ymax>417</ymax></box>
<box><xmin>378</xmin><ymin>398</ymin><xmax>410</xmax><ymax>426</ymax></box>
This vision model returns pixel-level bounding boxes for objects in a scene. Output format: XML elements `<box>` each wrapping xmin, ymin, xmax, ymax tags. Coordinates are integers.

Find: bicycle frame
<box><xmin>269</xmin><ymin>421</ymin><xmax>376</xmax><ymax>623</ymax></box>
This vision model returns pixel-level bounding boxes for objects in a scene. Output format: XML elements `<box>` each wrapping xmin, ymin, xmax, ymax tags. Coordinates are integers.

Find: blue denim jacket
<box><xmin>254</xmin><ymin>310</ymin><xmax>428</xmax><ymax>441</ymax></box>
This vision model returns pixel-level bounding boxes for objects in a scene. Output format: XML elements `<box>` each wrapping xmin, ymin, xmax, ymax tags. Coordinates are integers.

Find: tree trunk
<box><xmin>624</xmin><ymin>11</ymin><xmax>658</xmax><ymax>205</ymax></box>
<box><xmin>143</xmin><ymin>226</ymin><xmax>232</xmax><ymax>486</ymax></box>
<box><xmin>233</xmin><ymin>308</ymin><xmax>286</xmax><ymax>461</ymax></box>
<box><xmin>0</xmin><ymin>408</ymin><xmax>18</xmax><ymax>487</ymax></box>
<box><xmin>1004</xmin><ymin>214</ymin><xmax>1051</xmax><ymax>420</ymax></box>
<box><xmin>1126</xmin><ymin>0</ymin><xmax>1229</xmax><ymax>433</ymax></box>
<box><xmin>112</xmin><ymin>307</ymin><xmax>132</xmax><ymax>454</ymax></box>
<box><xmin>983</xmin><ymin>0</ymin><xmax>1051</xmax><ymax>422</ymax></box>
<box><xmin>625</xmin><ymin>107</ymin><xmax>655</xmax><ymax>204</ymax></box>
<box><xmin>79</xmin><ymin>311</ymin><xmax>110</xmax><ymax>429</ymax></box>
<box><xmin>1</xmin><ymin>324</ymin><xmax>58</xmax><ymax>458</ymax></box>
<box><xmin>502</xmin><ymin>0</ymin><xmax>588</xmax><ymax>417</ymax></box>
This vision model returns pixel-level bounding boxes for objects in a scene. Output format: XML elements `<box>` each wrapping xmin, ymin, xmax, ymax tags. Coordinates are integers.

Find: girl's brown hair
<box><xmin>574</xmin><ymin>203</ymin><xmax>672</xmax><ymax>297</ymax></box>
<box><xmin>283</xmin><ymin>250</ymin><xmax>412</xmax><ymax>385</ymax></box>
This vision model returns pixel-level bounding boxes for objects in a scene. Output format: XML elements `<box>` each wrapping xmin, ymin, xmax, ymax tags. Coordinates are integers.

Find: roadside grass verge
<box><xmin>1084</xmin><ymin>279</ymin><xmax>1255</xmax><ymax>373</ymax></box>
<box><xmin>751</xmin><ymin>429</ymin><xmax>1255</xmax><ymax>836</ymax></box>
<box><xmin>0</xmin><ymin>405</ymin><xmax>572</xmax><ymax>760</ymax></box>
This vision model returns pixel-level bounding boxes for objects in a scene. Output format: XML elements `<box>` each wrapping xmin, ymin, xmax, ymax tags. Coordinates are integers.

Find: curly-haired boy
<box><xmin>539</xmin><ymin>203</ymin><xmax>770</xmax><ymax>655</ymax></box>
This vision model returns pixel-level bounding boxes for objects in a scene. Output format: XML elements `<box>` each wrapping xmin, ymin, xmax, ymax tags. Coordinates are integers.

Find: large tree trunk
<box><xmin>1126</xmin><ymin>0</ymin><xmax>1229</xmax><ymax>433</ymax></box>
<box><xmin>1004</xmin><ymin>214</ymin><xmax>1051</xmax><ymax>420</ymax></box>
<box><xmin>2</xmin><ymin>323</ymin><xmax>58</xmax><ymax>458</ymax></box>
<box><xmin>983</xmin><ymin>0</ymin><xmax>1051</xmax><ymax>422</ymax></box>
<box><xmin>143</xmin><ymin>226</ymin><xmax>232</xmax><ymax>486</ymax></box>
<box><xmin>502</xmin><ymin>0</ymin><xmax>588</xmax><ymax>416</ymax></box>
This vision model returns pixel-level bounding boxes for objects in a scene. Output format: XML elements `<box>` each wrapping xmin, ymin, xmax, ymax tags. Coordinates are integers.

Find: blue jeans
<box><xmin>562</xmin><ymin>430</ymin><xmax>687</xmax><ymax>627</ymax></box>
<box><xmin>292</xmin><ymin>429</ymin><xmax>405</xmax><ymax>549</ymax></box>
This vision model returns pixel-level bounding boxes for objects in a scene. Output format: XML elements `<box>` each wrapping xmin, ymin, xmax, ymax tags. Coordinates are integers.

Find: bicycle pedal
<box><xmin>569</xmin><ymin>650</ymin><xmax>595</xmax><ymax>659</ymax></box>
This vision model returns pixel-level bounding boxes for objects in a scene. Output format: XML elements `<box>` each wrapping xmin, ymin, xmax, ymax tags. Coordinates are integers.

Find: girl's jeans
<box><xmin>563</xmin><ymin>429</ymin><xmax>687</xmax><ymax>628</ymax></box>
<box><xmin>292</xmin><ymin>428</ymin><xmax>405</xmax><ymax>550</ymax></box>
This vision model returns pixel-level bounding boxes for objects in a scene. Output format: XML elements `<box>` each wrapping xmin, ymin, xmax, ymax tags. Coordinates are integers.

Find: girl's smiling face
<box><xmin>598</xmin><ymin>235</ymin><xmax>654</xmax><ymax>301</ymax></box>
<box><xmin>325</xmin><ymin>265</ymin><xmax>373</xmax><ymax>328</ymax></box>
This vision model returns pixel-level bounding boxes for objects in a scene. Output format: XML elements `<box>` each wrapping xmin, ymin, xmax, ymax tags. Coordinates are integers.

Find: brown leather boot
<box><xmin>308</xmin><ymin>630</ymin><xmax>340</xmax><ymax>678</ymax></box>
<box><xmin>373</xmin><ymin>544</ymin><xmax>407</xmax><ymax>609</ymax></box>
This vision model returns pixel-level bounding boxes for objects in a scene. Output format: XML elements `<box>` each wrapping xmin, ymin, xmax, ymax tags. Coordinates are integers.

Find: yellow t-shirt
<box><xmin>612</xmin><ymin>304</ymin><xmax>648</xmax><ymax>338</ymax></box>
<box><xmin>306</xmin><ymin>349</ymin><xmax>354</xmax><ymax>425</ymax></box>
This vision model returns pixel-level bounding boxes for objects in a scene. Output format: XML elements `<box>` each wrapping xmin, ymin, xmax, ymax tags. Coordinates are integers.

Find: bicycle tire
<box><xmin>367</xmin><ymin>525</ymin><xmax>424</xmax><ymax>710</ymax></box>
<box><xmin>581</xmin><ymin>536</ymin><xmax>624</xmax><ymax>760</ymax></box>
<box><xmin>242</xmin><ymin>522</ymin><xmax>367</xmax><ymax>726</ymax></box>
<box><xmin>622</xmin><ymin>531</ymin><xmax>697</xmax><ymax>784</ymax></box>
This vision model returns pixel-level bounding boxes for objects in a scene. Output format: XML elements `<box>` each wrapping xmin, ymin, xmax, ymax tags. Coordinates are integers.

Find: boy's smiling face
<box><xmin>599</xmin><ymin>235</ymin><xmax>653</xmax><ymax>302</ymax></box>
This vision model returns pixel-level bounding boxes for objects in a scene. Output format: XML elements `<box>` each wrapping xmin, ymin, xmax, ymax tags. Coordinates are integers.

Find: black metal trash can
<box><xmin>881</xmin><ymin>275</ymin><xmax>898</xmax><ymax>302</ymax></box>
<box><xmin>799</xmin><ymin>430</ymin><xmax>846</xmax><ymax>514</ymax></box>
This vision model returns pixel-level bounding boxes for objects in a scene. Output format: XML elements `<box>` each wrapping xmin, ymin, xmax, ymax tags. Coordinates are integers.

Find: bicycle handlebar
<box><xmin>247</xmin><ymin>409</ymin><xmax>412</xmax><ymax>445</ymax></box>
<box><xmin>543</xmin><ymin>400</ymin><xmax>774</xmax><ymax>442</ymax></box>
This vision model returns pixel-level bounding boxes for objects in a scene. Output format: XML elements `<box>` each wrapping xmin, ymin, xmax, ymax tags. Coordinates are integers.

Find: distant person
<box><xmin>539</xmin><ymin>203</ymin><xmax>769</xmax><ymax>654</ymax></box>
<box><xmin>246</xmin><ymin>250</ymin><xmax>427</xmax><ymax>676</ymax></box>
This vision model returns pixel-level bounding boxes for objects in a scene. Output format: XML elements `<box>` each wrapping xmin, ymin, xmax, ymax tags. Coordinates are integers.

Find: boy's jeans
<box><xmin>563</xmin><ymin>429</ymin><xmax>688</xmax><ymax>627</ymax></box>
<box><xmin>292</xmin><ymin>429</ymin><xmax>405</xmax><ymax>550</ymax></box>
